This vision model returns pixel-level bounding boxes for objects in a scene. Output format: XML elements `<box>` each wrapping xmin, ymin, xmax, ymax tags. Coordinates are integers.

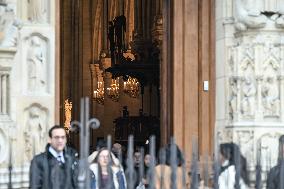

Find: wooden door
<box><xmin>161</xmin><ymin>0</ymin><xmax>215</xmax><ymax>166</ymax></box>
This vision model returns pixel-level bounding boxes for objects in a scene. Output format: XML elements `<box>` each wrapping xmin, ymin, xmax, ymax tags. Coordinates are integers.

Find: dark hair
<box><xmin>219</xmin><ymin>143</ymin><xmax>249</xmax><ymax>185</ymax></box>
<box><xmin>48</xmin><ymin>125</ymin><xmax>66</xmax><ymax>138</ymax></box>
<box><xmin>278</xmin><ymin>135</ymin><xmax>284</xmax><ymax>163</ymax></box>
<box><xmin>158</xmin><ymin>143</ymin><xmax>185</xmax><ymax>167</ymax></box>
<box><xmin>220</xmin><ymin>143</ymin><xmax>234</xmax><ymax>165</ymax></box>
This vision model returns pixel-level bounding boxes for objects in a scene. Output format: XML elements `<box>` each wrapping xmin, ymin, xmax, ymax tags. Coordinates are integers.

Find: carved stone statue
<box><xmin>241</xmin><ymin>77</ymin><xmax>256</xmax><ymax>117</ymax></box>
<box><xmin>234</xmin><ymin>0</ymin><xmax>267</xmax><ymax>31</ymax></box>
<box><xmin>27</xmin><ymin>36</ymin><xmax>46</xmax><ymax>93</ymax></box>
<box><xmin>229</xmin><ymin>77</ymin><xmax>238</xmax><ymax>120</ymax></box>
<box><xmin>27</xmin><ymin>0</ymin><xmax>48</xmax><ymax>23</ymax></box>
<box><xmin>262</xmin><ymin>76</ymin><xmax>280</xmax><ymax>116</ymax></box>
<box><xmin>24</xmin><ymin>105</ymin><xmax>47</xmax><ymax>160</ymax></box>
<box><xmin>0</xmin><ymin>3</ymin><xmax>20</xmax><ymax>47</ymax></box>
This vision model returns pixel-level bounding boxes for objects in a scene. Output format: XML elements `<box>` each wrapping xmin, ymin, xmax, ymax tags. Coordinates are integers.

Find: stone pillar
<box><xmin>217</xmin><ymin>0</ymin><xmax>284</xmax><ymax>186</ymax></box>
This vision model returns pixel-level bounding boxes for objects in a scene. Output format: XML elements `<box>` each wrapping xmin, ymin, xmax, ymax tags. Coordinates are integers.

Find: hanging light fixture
<box><xmin>93</xmin><ymin>81</ymin><xmax>104</xmax><ymax>105</ymax></box>
<box><xmin>107</xmin><ymin>78</ymin><xmax>120</xmax><ymax>101</ymax></box>
<box><xmin>123</xmin><ymin>76</ymin><xmax>139</xmax><ymax>98</ymax></box>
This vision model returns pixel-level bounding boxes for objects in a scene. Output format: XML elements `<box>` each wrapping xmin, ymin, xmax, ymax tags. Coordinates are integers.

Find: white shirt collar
<box><xmin>49</xmin><ymin>146</ymin><xmax>65</xmax><ymax>163</ymax></box>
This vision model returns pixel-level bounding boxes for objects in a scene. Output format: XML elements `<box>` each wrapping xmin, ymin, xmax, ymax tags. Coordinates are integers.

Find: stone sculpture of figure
<box><xmin>262</xmin><ymin>76</ymin><xmax>280</xmax><ymax>116</ymax></box>
<box><xmin>27</xmin><ymin>0</ymin><xmax>47</xmax><ymax>23</ymax></box>
<box><xmin>241</xmin><ymin>77</ymin><xmax>256</xmax><ymax>117</ymax></box>
<box><xmin>234</xmin><ymin>0</ymin><xmax>267</xmax><ymax>31</ymax></box>
<box><xmin>229</xmin><ymin>78</ymin><xmax>238</xmax><ymax>120</ymax></box>
<box><xmin>24</xmin><ymin>106</ymin><xmax>46</xmax><ymax>160</ymax></box>
<box><xmin>27</xmin><ymin>36</ymin><xmax>46</xmax><ymax>93</ymax></box>
<box><xmin>0</xmin><ymin>4</ymin><xmax>21</xmax><ymax>47</ymax></box>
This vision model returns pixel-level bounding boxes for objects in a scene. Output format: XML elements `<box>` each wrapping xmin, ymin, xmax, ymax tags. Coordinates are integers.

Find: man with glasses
<box><xmin>29</xmin><ymin>125</ymin><xmax>78</xmax><ymax>189</ymax></box>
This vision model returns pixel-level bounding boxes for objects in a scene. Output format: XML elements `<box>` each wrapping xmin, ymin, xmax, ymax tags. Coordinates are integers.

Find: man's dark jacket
<box><xmin>29</xmin><ymin>144</ymin><xmax>78</xmax><ymax>189</ymax></box>
<box><xmin>267</xmin><ymin>161</ymin><xmax>284</xmax><ymax>189</ymax></box>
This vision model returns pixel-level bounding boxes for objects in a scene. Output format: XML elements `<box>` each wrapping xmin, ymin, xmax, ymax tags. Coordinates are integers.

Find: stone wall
<box><xmin>0</xmin><ymin>0</ymin><xmax>55</xmax><ymax>188</ymax></box>
<box><xmin>216</xmin><ymin>0</ymin><xmax>284</xmax><ymax>187</ymax></box>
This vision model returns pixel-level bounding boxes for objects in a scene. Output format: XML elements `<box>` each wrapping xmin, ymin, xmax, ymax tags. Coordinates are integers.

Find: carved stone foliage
<box><xmin>26</xmin><ymin>35</ymin><xmax>48</xmax><ymax>94</ymax></box>
<box><xmin>24</xmin><ymin>104</ymin><xmax>48</xmax><ymax>161</ymax></box>
<box><xmin>27</xmin><ymin>0</ymin><xmax>49</xmax><ymax>23</ymax></box>
<box><xmin>0</xmin><ymin>128</ymin><xmax>7</xmax><ymax>164</ymax></box>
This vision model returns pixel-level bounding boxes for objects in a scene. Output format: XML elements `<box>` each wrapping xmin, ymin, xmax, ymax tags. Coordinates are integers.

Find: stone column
<box><xmin>1</xmin><ymin>74</ymin><xmax>7</xmax><ymax>114</ymax></box>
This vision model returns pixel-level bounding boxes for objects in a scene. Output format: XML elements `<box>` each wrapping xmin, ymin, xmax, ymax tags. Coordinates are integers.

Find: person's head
<box><xmin>219</xmin><ymin>143</ymin><xmax>233</xmax><ymax>164</ymax></box>
<box><xmin>96</xmin><ymin>139</ymin><xmax>107</xmax><ymax>151</ymax></box>
<box><xmin>133</xmin><ymin>151</ymin><xmax>142</xmax><ymax>167</ymax></box>
<box><xmin>144</xmin><ymin>154</ymin><xmax>151</xmax><ymax>167</ymax></box>
<box><xmin>112</xmin><ymin>143</ymin><xmax>122</xmax><ymax>156</ymax></box>
<box><xmin>97</xmin><ymin>148</ymin><xmax>111</xmax><ymax>168</ymax></box>
<box><xmin>219</xmin><ymin>142</ymin><xmax>249</xmax><ymax>184</ymax></box>
<box><xmin>48</xmin><ymin>125</ymin><xmax>67</xmax><ymax>153</ymax></box>
<box><xmin>159</xmin><ymin>143</ymin><xmax>184</xmax><ymax>167</ymax></box>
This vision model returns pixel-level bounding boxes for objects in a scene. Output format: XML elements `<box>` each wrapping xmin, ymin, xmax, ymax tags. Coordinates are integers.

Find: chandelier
<box><xmin>93</xmin><ymin>81</ymin><xmax>104</xmax><ymax>105</ymax></box>
<box><xmin>123</xmin><ymin>76</ymin><xmax>139</xmax><ymax>98</ymax></box>
<box><xmin>107</xmin><ymin>79</ymin><xmax>119</xmax><ymax>101</ymax></box>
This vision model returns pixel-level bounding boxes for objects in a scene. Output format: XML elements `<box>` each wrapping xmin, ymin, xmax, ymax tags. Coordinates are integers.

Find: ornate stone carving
<box><xmin>241</xmin><ymin>76</ymin><xmax>256</xmax><ymax>118</ymax></box>
<box><xmin>0</xmin><ymin>3</ymin><xmax>20</xmax><ymax>47</ymax></box>
<box><xmin>262</xmin><ymin>76</ymin><xmax>280</xmax><ymax>117</ymax></box>
<box><xmin>234</xmin><ymin>0</ymin><xmax>267</xmax><ymax>31</ymax></box>
<box><xmin>236</xmin><ymin>130</ymin><xmax>254</xmax><ymax>165</ymax></box>
<box><xmin>27</xmin><ymin>35</ymin><xmax>47</xmax><ymax>93</ymax></box>
<box><xmin>27</xmin><ymin>0</ymin><xmax>48</xmax><ymax>23</ymax></box>
<box><xmin>229</xmin><ymin>77</ymin><xmax>238</xmax><ymax>120</ymax></box>
<box><xmin>262</xmin><ymin>56</ymin><xmax>280</xmax><ymax>117</ymax></box>
<box><xmin>258</xmin><ymin>133</ymin><xmax>282</xmax><ymax>170</ymax></box>
<box><xmin>24</xmin><ymin>104</ymin><xmax>48</xmax><ymax>160</ymax></box>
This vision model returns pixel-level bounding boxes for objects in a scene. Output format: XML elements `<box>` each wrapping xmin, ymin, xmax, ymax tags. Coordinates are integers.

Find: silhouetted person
<box><xmin>267</xmin><ymin>135</ymin><xmax>284</xmax><ymax>189</ymax></box>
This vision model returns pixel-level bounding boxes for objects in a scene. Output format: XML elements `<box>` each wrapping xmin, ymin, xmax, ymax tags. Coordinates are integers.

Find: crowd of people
<box><xmin>29</xmin><ymin>125</ymin><xmax>284</xmax><ymax>189</ymax></box>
